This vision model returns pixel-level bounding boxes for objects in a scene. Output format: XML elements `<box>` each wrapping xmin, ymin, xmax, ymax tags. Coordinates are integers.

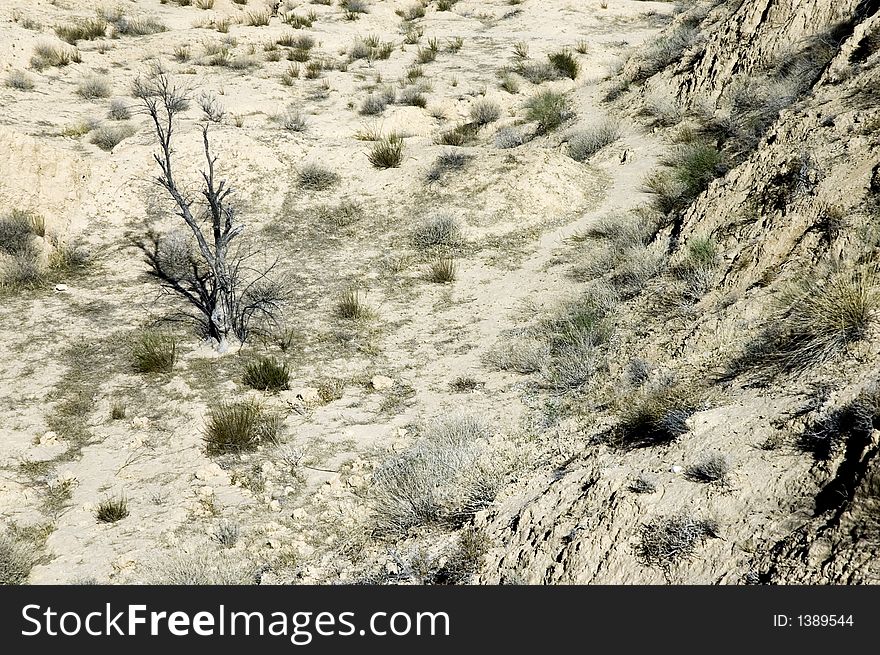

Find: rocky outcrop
<box><xmin>475</xmin><ymin>0</ymin><xmax>880</xmax><ymax>585</ymax></box>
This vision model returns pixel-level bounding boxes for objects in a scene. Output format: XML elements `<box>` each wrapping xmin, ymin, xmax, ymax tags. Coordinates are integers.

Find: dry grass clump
<box><xmin>436</xmin><ymin>123</ymin><xmax>479</xmax><ymax>146</ymax></box>
<box><xmin>6</xmin><ymin>70</ymin><xmax>35</xmax><ymax>91</ymax></box>
<box><xmin>204</xmin><ymin>400</ymin><xmax>280</xmax><ymax>455</ymax></box>
<box><xmin>399</xmin><ymin>85</ymin><xmax>428</xmax><ymax>107</ymax></box>
<box><xmin>0</xmin><ymin>210</ymin><xmax>46</xmax><ymax>290</ymax></box>
<box><xmin>360</xmin><ymin>87</ymin><xmax>396</xmax><ymax>115</ymax></box>
<box><xmin>55</xmin><ymin>18</ymin><xmax>106</xmax><ymax>44</ymax></box>
<box><xmin>487</xmin><ymin>336</ymin><xmax>550</xmax><ymax>374</ymax></box>
<box><xmin>685</xmin><ymin>453</ymin><xmax>731</xmax><ymax>485</ymax></box>
<box><xmin>548</xmin><ymin>49</ymin><xmax>579</xmax><ymax>79</ymax></box>
<box><xmin>626</xmin><ymin>22</ymin><xmax>701</xmax><ymax>84</ymax></box>
<box><xmin>413</xmin><ymin>214</ymin><xmax>463</xmax><ymax>249</ymax></box>
<box><xmin>616</xmin><ymin>383</ymin><xmax>702</xmax><ymax>448</ymax></box>
<box><xmin>107</xmin><ymin>99</ymin><xmax>132</xmax><ymax>120</ymax></box>
<box><xmin>276</xmin><ymin>105</ymin><xmax>307</xmax><ymax>131</ymax></box>
<box><xmin>643</xmin><ymin>140</ymin><xmax>725</xmax><ymax>215</ymax></box>
<box><xmin>89</xmin><ymin>123</ymin><xmax>136</xmax><ymax>151</ymax></box>
<box><xmin>730</xmin><ymin>265</ymin><xmax>879</xmax><ymax>377</ymax></box>
<box><xmin>147</xmin><ymin>549</ymin><xmax>256</xmax><ymax>585</ymax></box>
<box><xmin>243</xmin><ymin>356</ymin><xmax>290</xmax><ymax>392</ymax></box>
<box><xmin>336</xmin><ymin>287</ymin><xmax>375</xmax><ymax>320</ymax></box>
<box><xmin>637</xmin><ymin>513</ymin><xmax>719</xmax><ymax>567</ymax></box>
<box><xmin>542</xmin><ymin>290</ymin><xmax>614</xmax><ymax>390</ymax></box>
<box><xmin>132</xmin><ymin>331</ymin><xmax>177</xmax><ymax>374</ymax></box>
<box><xmin>515</xmin><ymin>60</ymin><xmax>559</xmax><ymax>84</ymax></box>
<box><xmin>525</xmin><ymin>90</ymin><xmax>573</xmax><ymax>134</ymax></box>
<box><xmin>31</xmin><ymin>41</ymin><xmax>82</xmax><ymax>69</ymax></box>
<box><xmin>469</xmin><ymin>98</ymin><xmax>502</xmax><ymax>126</ymax></box>
<box><xmin>567</xmin><ymin>119</ymin><xmax>621</xmax><ymax>161</ymax></box>
<box><xmin>95</xmin><ymin>497</ymin><xmax>129</xmax><ymax>523</ymax></box>
<box><xmin>494</xmin><ymin>125</ymin><xmax>531</xmax><ymax>149</ymax></box>
<box><xmin>426</xmin><ymin>151</ymin><xmax>471</xmax><ymax>182</ymax></box>
<box><xmin>372</xmin><ymin>415</ymin><xmax>499</xmax><ymax>535</ymax></box>
<box><xmin>427</xmin><ymin>255</ymin><xmax>457</xmax><ymax>283</ymax></box>
<box><xmin>76</xmin><ymin>76</ymin><xmax>111</xmax><ymax>99</ymax></box>
<box><xmin>800</xmin><ymin>386</ymin><xmax>880</xmax><ymax>461</ymax></box>
<box><xmin>0</xmin><ymin>533</ymin><xmax>34</xmax><ymax>585</ymax></box>
<box><xmin>245</xmin><ymin>8</ymin><xmax>272</xmax><ymax>26</ymax></box>
<box><xmin>670</xmin><ymin>235</ymin><xmax>718</xmax><ymax>301</ymax></box>
<box><xmin>298</xmin><ymin>163</ymin><xmax>339</xmax><ymax>190</ymax></box>
<box><xmin>367</xmin><ymin>134</ymin><xmax>404</xmax><ymax>168</ymax></box>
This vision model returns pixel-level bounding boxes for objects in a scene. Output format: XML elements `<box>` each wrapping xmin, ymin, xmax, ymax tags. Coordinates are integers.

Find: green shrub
<box><xmin>617</xmin><ymin>384</ymin><xmax>701</xmax><ymax>448</ymax></box>
<box><xmin>95</xmin><ymin>497</ymin><xmax>129</xmax><ymax>523</ymax></box>
<box><xmin>643</xmin><ymin>141</ymin><xmax>725</xmax><ymax>214</ymax></box>
<box><xmin>132</xmin><ymin>332</ymin><xmax>177</xmax><ymax>374</ymax></box>
<box><xmin>469</xmin><ymin>98</ymin><xmax>502</xmax><ymax>126</ymax></box>
<box><xmin>548</xmin><ymin>49</ymin><xmax>579</xmax><ymax>79</ymax></box>
<box><xmin>367</xmin><ymin>134</ymin><xmax>404</xmax><ymax>168</ymax></box>
<box><xmin>524</xmin><ymin>90</ymin><xmax>572</xmax><ymax>133</ymax></box>
<box><xmin>243</xmin><ymin>356</ymin><xmax>290</xmax><ymax>391</ymax></box>
<box><xmin>204</xmin><ymin>400</ymin><xmax>280</xmax><ymax>455</ymax></box>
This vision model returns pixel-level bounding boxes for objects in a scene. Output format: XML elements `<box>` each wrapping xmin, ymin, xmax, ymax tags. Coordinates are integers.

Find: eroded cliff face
<box><xmin>474</xmin><ymin>0</ymin><xmax>880</xmax><ymax>585</ymax></box>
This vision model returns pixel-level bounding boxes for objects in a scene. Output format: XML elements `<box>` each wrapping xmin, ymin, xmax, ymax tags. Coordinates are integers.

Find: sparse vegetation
<box><xmin>0</xmin><ymin>533</ymin><xmax>34</xmax><ymax>585</ymax></box>
<box><xmin>372</xmin><ymin>415</ymin><xmax>498</xmax><ymax>535</ymax></box>
<box><xmin>204</xmin><ymin>400</ymin><xmax>280</xmax><ymax>455</ymax></box>
<box><xmin>6</xmin><ymin>71</ymin><xmax>34</xmax><ymax>91</ymax></box>
<box><xmin>427</xmin><ymin>255</ymin><xmax>457</xmax><ymax>283</ymax></box>
<box><xmin>77</xmin><ymin>77</ymin><xmax>111</xmax><ymax>100</ymax></box>
<box><xmin>548</xmin><ymin>50</ymin><xmax>579</xmax><ymax>79</ymax></box>
<box><xmin>413</xmin><ymin>214</ymin><xmax>463</xmax><ymax>249</ymax></box>
<box><xmin>616</xmin><ymin>383</ymin><xmax>701</xmax><ymax>448</ymax></box>
<box><xmin>31</xmin><ymin>42</ymin><xmax>82</xmax><ymax>69</ymax></box>
<box><xmin>336</xmin><ymin>287</ymin><xmax>374</xmax><ymax>320</ymax></box>
<box><xmin>524</xmin><ymin>90</ymin><xmax>573</xmax><ymax>133</ymax></box>
<box><xmin>298</xmin><ymin>164</ymin><xmax>340</xmax><ymax>190</ymax></box>
<box><xmin>685</xmin><ymin>453</ymin><xmax>731</xmax><ymax>485</ymax></box>
<box><xmin>88</xmin><ymin>124</ymin><xmax>136</xmax><ymax>151</ymax></box>
<box><xmin>367</xmin><ymin>134</ymin><xmax>404</xmax><ymax>168</ymax></box>
<box><xmin>469</xmin><ymin>98</ymin><xmax>502</xmax><ymax>126</ymax></box>
<box><xmin>243</xmin><ymin>356</ymin><xmax>290</xmax><ymax>392</ymax></box>
<box><xmin>731</xmin><ymin>265</ymin><xmax>879</xmax><ymax>376</ymax></box>
<box><xmin>132</xmin><ymin>332</ymin><xmax>177</xmax><ymax>374</ymax></box>
<box><xmin>95</xmin><ymin>497</ymin><xmax>129</xmax><ymax>523</ymax></box>
<box><xmin>568</xmin><ymin>119</ymin><xmax>621</xmax><ymax>161</ymax></box>
<box><xmin>637</xmin><ymin>513</ymin><xmax>719</xmax><ymax>567</ymax></box>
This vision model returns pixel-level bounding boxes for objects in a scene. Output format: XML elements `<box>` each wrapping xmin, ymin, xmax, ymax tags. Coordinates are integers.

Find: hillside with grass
<box><xmin>1</xmin><ymin>0</ymin><xmax>878</xmax><ymax>585</ymax></box>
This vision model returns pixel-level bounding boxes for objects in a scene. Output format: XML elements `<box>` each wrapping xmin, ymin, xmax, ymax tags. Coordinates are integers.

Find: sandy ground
<box><xmin>0</xmin><ymin>0</ymin><xmax>679</xmax><ymax>583</ymax></box>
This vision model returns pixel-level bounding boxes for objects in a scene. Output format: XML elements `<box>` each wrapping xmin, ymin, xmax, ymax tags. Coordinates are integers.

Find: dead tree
<box><xmin>135</xmin><ymin>66</ymin><xmax>283</xmax><ymax>349</ymax></box>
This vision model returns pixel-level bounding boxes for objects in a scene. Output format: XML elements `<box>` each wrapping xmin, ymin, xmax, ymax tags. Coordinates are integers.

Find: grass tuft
<box><xmin>204</xmin><ymin>400</ymin><xmax>280</xmax><ymax>455</ymax></box>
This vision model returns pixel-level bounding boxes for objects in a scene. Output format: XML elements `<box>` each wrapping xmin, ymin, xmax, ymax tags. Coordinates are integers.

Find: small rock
<box><xmin>54</xmin><ymin>284</ymin><xmax>68</xmax><ymax>292</ymax></box>
<box><xmin>670</xmin><ymin>465</ymin><xmax>683</xmax><ymax>474</ymax></box>
<box><xmin>268</xmin><ymin>499</ymin><xmax>281</xmax><ymax>512</ymax></box>
<box><xmin>371</xmin><ymin>375</ymin><xmax>394</xmax><ymax>391</ymax></box>
<box><xmin>37</xmin><ymin>430</ymin><xmax>58</xmax><ymax>445</ymax></box>
<box><xmin>197</xmin><ymin>486</ymin><xmax>214</xmax><ymax>497</ymax></box>
<box><xmin>291</xmin><ymin>507</ymin><xmax>307</xmax><ymax>519</ymax></box>
<box><xmin>295</xmin><ymin>387</ymin><xmax>321</xmax><ymax>405</ymax></box>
